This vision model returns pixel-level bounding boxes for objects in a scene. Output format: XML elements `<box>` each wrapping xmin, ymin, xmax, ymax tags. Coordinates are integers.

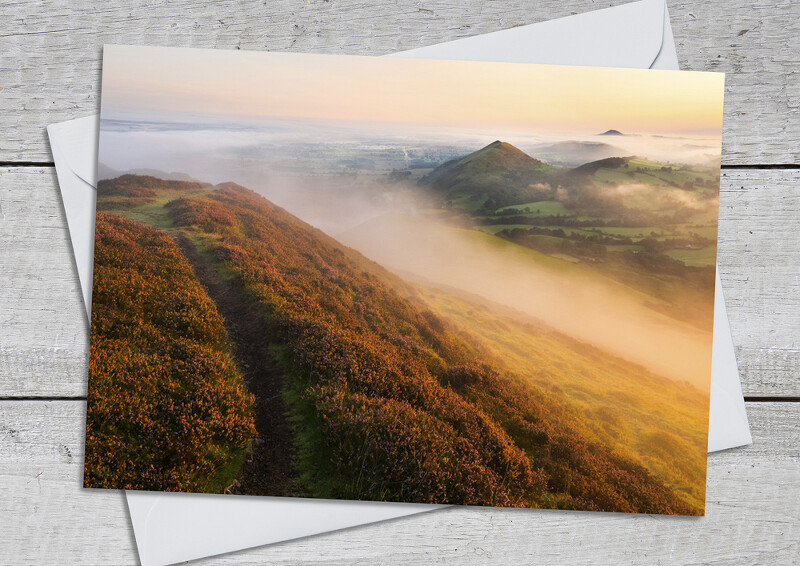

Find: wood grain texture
<box><xmin>0</xmin><ymin>0</ymin><xmax>798</xmax><ymax>165</ymax></box>
<box><xmin>0</xmin><ymin>167</ymin><xmax>89</xmax><ymax>398</ymax></box>
<box><xmin>718</xmin><ymin>169</ymin><xmax>800</xmax><ymax>396</ymax></box>
<box><xmin>0</xmin><ymin>400</ymin><xmax>797</xmax><ymax>565</ymax></box>
<box><xmin>1</xmin><ymin>166</ymin><xmax>797</xmax><ymax>397</ymax></box>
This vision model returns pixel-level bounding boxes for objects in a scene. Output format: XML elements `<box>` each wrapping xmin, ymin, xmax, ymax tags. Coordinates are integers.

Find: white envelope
<box><xmin>48</xmin><ymin>1</ymin><xmax>751</xmax><ymax>564</ymax></box>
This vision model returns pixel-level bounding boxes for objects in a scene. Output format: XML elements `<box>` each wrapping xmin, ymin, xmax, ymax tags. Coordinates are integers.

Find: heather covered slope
<box><xmin>87</xmin><ymin>174</ymin><xmax>706</xmax><ymax>512</ymax></box>
<box><xmin>86</xmin><ymin>213</ymin><xmax>255</xmax><ymax>492</ymax></box>
<box><xmin>159</xmin><ymin>182</ymin><xmax>701</xmax><ymax>513</ymax></box>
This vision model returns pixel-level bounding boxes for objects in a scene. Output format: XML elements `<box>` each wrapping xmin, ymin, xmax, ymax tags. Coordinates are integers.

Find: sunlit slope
<box><xmin>87</xmin><ymin>213</ymin><xmax>256</xmax><ymax>492</ymax></box>
<box><xmin>578</xmin><ymin>157</ymin><xmax>719</xmax><ymax>192</ymax></box>
<box><xmin>96</xmin><ymin>174</ymin><xmax>216</xmax><ymax>229</ymax></box>
<box><xmin>160</xmin><ymin>183</ymin><xmax>699</xmax><ymax>513</ymax></box>
<box><xmin>339</xmin><ymin>213</ymin><xmax>713</xmax><ymax>389</ymax></box>
<box><xmin>410</xmin><ymin>280</ymin><xmax>708</xmax><ymax>510</ymax></box>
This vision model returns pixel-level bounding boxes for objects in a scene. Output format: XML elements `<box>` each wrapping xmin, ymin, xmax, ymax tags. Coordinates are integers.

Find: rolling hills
<box><xmin>87</xmin><ymin>174</ymin><xmax>708</xmax><ymax>513</ymax></box>
<box><xmin>419</xmin><ymin>141</ymin><xmax>719</xmax><ymax>331</ymax></box>
<box><xmin>528</xmin><ymin>140</ymin><xmax>627</xmax><ymax>167</ymax></box>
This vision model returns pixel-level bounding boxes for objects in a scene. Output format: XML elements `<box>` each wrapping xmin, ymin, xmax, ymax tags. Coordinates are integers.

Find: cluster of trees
<box><xmin>85</xmin><ymin>213</ymin><xmax>255</xmax><ymax>492</ymax></box>
<box><xmin>497</xmin><ymin>228</ymin><xmax>610</xmax><ymax>260</ymax></box>
<box><xmin>497</xmin><ymin>226</ymin><xmax>715</xmax><ymax>279</ymax></box>
<box><xmin>477</xmin><ymin>203</ymin><xmax>699</xmax><ymax>227</ymax></box>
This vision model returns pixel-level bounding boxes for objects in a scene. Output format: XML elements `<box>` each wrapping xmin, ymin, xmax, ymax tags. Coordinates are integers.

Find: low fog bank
<box><xmin>586</xmin><ymin>182</ymin><xmax>720</xmax><ymax>215</ymax></box>
<box><xmin>235</xmin><ymin>168</ymin><xmax>714</xmax><ymax>389</ymax></box>
<box><xmin>338</xmin><ymin>213</ymin><xmax>713</xmax><ymax>390</ymax></box>
<box><xmin>524</xmin><ymin>134</ymin><xmax>721</xmax><ymax>167</ymax></box>
<box><xmin>98</xmin><ymin>122</ymin><xmax>721</xmax><ymax>189</ymax></box>
<box><xmin>250</xmin><ymin>174</ymin><xmax>438</xmax><ymax>235</ymax></box>
<box><xmin>96</xmin><ymin>123</ymin><xmax>716</xmax><ymax>389</ymax></box>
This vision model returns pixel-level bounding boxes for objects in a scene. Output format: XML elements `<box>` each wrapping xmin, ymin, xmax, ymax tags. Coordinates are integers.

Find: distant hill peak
<box><xmin>456</xmin><ymin>140</ymin><xmax>543</xmax><ymax>169</ymax></box>
<box><xmin>599</xmin><ymin>129</ymin><xmax>624</xmax><ymax>136</ymax></box>
<box><xmin>486</xmin><ymin>140</ymin><xmax>518</xmax><ymax>150</ymax></box>
<box><xmin>481</xmin><ymin>139</ymin><xmax>534</xmax><ymax>155</ymax></box>
<box><xmin>419</xmin><ymin>141</ymin><xmax>551</xmax><ymax>208</ymax></box>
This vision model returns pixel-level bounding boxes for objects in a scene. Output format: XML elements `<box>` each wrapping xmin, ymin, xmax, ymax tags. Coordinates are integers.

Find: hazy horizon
<box><xmin>97</xmin><ymin>46</ymin><xmax>722</xmax><ymax>391</ymax></box>
<box><xmin>101</xmin><ymin>45</ymin><xmax>724</xmax><ymax>136</ymax></box>
<box><xmin>98</xmin><ymin>116</ymin><xmax>722</xmax><ymax>186</ymax></box>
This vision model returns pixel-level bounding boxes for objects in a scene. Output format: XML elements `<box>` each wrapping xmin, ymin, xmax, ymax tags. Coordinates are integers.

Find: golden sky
<box><xmin>101</xmin><ymin>44</ymin><xmax>725</xmax><ymax>135</ymax></box>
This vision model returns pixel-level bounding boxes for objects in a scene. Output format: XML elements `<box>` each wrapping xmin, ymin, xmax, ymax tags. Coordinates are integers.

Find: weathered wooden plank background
<box><xmin>1</xmin><ymin>402</ymin><xmax>798</xmax><ymax>564</ymax></box>
<box><xmin>2</xmin><ymin>0</ymin><xmax>799</xmax><ymax>165</ymax></box>
<box><xmin>1</xmin><ymin>0</ymin><xmax>798</xmax><ymax>564</ymax></box>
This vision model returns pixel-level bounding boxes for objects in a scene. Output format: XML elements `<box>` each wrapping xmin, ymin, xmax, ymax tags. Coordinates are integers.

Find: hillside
<box><xmin>173</xmin><ymin>182</ymin><xmax>701</xmax><ymax>512</ymax></box>
<box><xmin>570</xmin><ymin>156</ymin><xmax>632</xmax><ymax>176</ymax></box>
<box><xmin>418</xmin><ymin>143</ymin><xmax>719</xmax><ymax>331</ymax></box>
<box><xmin>90</xmin><ymin>174</ymin><xmax>706</xmax><ymax>513</ymax></box>
<box><xmin>97</xmin><ymin>174</ymin><xmax>211</xmax><ymax>197</ymax></box>
<box><xmin>97</xmin><ymin>166</ymin><xmax>202</xmax><ymax>183</ymax></box>
<box><xmin>340</xmin><ymin>212</ymin><xmax>713</xmax><ymax>387</ymax></box>
<box><xmin>86</xmin><ymin>213</ymin><xmax>255</xmax><ymax>492</ymax></box>
<box><xmin>420</xmin><ymin>140</ymin><xmax>553</xmax><ymax>209</ymax></box>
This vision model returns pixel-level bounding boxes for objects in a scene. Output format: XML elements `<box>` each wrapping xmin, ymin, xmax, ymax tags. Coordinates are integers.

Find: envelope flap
<box><xmin>51</xmin><ymin>115</ymin><xmax>99</xmax><ymax>187</ymax></box>
<box><xmin>390</xmin><ymin>0</ymin><xmax>666</xmax><ymax>69</ymax></box>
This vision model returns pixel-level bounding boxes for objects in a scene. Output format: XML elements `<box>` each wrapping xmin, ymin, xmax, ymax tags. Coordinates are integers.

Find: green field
<box><xmin>664</xmin><ymin>246</ymin><xmax>718</xmax><ymax>267</ymax></box>
<box><xmin>450</xmin><ymin>193</ymin><xmax>489</xmax><ymax>212</ymax></box>
<box><xmin>593</xmin><ymin>168</ymin><xmax>670</xmax><ymax>187</ymax></box>
<box><xmin>591</xmin><ymin>158</ymin><xmax>718</xmax><ymax>190</ymax></box>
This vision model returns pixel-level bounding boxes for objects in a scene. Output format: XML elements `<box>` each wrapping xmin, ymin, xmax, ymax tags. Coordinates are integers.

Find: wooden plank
<box><xmin>0</xmin><ymin>166</ymin><xmax>797</xmax><ymax>397</ymax></box>
<box><xmin>0</xmin><ymin>401</ymin><xmax>136</xmax><ymax>564</ymax></box>
<box><xmin>718</xmin><ymin>169</ymin><xmax>800</xmax><ymax>396</ymax></box>
<box><xmin>0</xmin><ymin>400</ymin><xmax>797</xmax><ymax>564</ymax></box>
<box><xmin>0</xmin><ymin>0</ymin><xmax>798</xmax><ymax>165</ymax></box>
<box><xmin>0</xmin><ymin>167</ymin><xmax>89</xmax><ymax>397</ymax></box>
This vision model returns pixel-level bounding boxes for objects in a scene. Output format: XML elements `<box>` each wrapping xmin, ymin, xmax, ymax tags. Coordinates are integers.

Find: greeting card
<box><xmin>87</xmin><ymin>45</ymin><xmax>724</xmax><ymax>515</ymax></box>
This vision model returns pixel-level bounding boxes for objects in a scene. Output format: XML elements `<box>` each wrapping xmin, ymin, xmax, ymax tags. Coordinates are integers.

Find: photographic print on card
<box><xmin>87</xmin><ymin>45</ymin><xmax>724</xmax><ymax>514</ymax></box>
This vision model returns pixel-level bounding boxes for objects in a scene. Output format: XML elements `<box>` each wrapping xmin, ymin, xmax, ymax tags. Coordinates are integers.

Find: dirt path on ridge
<box><xmin>176</xmin><ymin>235</ymin><xmax>297</xmax><ymax>497</ymax></box>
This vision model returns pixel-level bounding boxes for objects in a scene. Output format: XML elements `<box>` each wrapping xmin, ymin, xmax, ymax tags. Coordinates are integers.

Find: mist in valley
<box><xmin>240</xmin><ymin>171</ymin><xmax>715</xmax><ymax>391</ymax></box>
<box><xmin>98</xmin><ymin>118</ymin><xmax>718</xmax><ymax>389</ymax></box>
<box><xmin>337</xmin><ymin>211</ymin><xmax>712</xmax><ymax>388</ymax></box>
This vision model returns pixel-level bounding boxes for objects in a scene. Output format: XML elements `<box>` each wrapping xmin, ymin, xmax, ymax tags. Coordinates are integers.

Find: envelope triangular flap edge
<box><xmin>47</xmin><ymin>117</ymin><xmax>98</xmax><ymax>316</ymax></box>
<box><xmin>130</xmin><ymin>492</ymin><xmax>440</xmax><ymax>566</ymax></box>
<box><xmin>388</xmin><ymin>0</ymin><xmax>666</xmax><ymax>69</ymax></box>
<box><xmin>50</xmin><ymin>115</ymin><xmax>99</xmax><ymax>187</ymax></box>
